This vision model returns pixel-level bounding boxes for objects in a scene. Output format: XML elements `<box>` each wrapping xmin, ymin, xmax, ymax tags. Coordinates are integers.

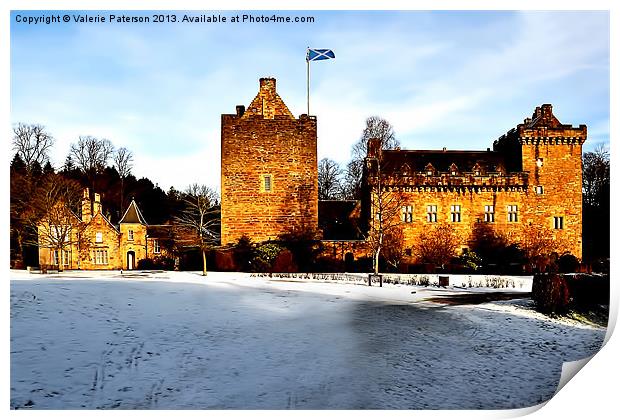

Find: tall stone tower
<box><xmin>220</xmin><ymin>77</ymin><xmax>318</xmax><ymax>245</ymax></box>
<box><xmin>494</xmin><ymin>104</ymin><xmax>587</xmax><ymax>258</ymax></box>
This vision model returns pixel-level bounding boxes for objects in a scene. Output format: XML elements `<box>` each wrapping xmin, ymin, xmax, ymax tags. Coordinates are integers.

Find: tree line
<box><xmin>10</xmin><ymin>123</ymin><xmax>220</xmax><ymax>270</ymax></box>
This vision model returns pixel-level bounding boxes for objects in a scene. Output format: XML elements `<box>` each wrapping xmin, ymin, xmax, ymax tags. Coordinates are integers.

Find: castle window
<box><xmin>554</xmin><ymin>216</ymin><xmax>564</xmax><ymax>230</ymax></box>
<box><xmin>96</xmin><ymin>232</ymin><xmax>103</xmax><ymax>243</ymax></box>
<box><xmin>261</xmin><ymin>174</ymin><xmax>273</xmax><ymax>192</ymax></box>
<box><xmin>426</xmin><ymin>205</ymin><xmax>438</xmax><ymax>223</ymax></box>
<box><xmin>401</xmin><ymin>205</ymin><xmax>413</xmax><ymax>223</ymax></box>
<box><xmin>484</xmin><ymin>205</ymin><xmax>495</xmax><ymax>222</ymax></box>
<box><xmin>507</xmin><ymin>205</ymin><xmax>518</xmax><ymax>222</ymax></box>
<box><xmin>450</xmin><ymin>205</ymin><xmax>461</xmax><ymax>222</ymax></box>
<box><xmin>535</xmin><ymin>185</ymin><xmax>544</xmax><ymax>195</ymax></box>
<box><xmin>128</xmin><ymin>229</ymin><xmax>134</xmax><ymax>241</ymax></box>
<box><xmin>154</xmin><ymin>240</ymin><xmax>161</xmax><ymax>254</ymax></box>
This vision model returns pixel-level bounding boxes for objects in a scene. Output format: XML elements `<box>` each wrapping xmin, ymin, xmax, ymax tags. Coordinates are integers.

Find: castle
<box><xmin>37</xmin><ymin>77</ymin><xmax>586</xmax><ymax>270</ymax></box>
<box><xmin>221</xmin><ymin>78</ymin><xmax>586</xmax><ymax>262</ymax></box>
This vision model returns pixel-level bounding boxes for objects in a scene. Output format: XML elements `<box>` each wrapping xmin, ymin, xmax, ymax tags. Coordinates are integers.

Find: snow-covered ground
<box><xmin>10</xmin><ymin>270</ymin><xmax>605</xmax><ymax>409</ymax></box>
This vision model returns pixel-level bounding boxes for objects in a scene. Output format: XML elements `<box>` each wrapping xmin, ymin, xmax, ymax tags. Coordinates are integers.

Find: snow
<box><xmin>10</xmin><ymin>270</ymin><xmax>605</xmax><ymax>409</ymax></box>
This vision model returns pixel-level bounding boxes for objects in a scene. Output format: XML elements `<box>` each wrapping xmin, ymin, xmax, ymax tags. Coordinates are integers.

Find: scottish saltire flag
<box><xmin>307</xmin><ymin>48</ymin><xmax>335</xmax><ymax>61</ymax></box>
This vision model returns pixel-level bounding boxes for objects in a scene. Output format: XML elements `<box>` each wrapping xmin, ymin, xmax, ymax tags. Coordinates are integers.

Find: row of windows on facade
<box><xmin>52</xmin><ymin>243</ymin><xmax>163</xmax><ymax>267</ymax></box>
<box><xmin>93</xmin><ymin>231</ymin><xmax>161</xmax><ymax>253</ymax></box>
<box><xmin>400</xmin><ymin>204</ymin><xmax>564</xmax><ymax>229</ymax></box>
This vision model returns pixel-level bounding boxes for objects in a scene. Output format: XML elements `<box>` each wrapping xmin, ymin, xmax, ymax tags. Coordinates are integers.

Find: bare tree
<box><xmin>12</xmin><ymin>123</ymin><xmax>55</xmax><ymax>171</ymax></box>
<box><xmin>415</xmin><ymin>223</ymin><xmax>460</xmax><ymax>268</ymax></box>
<box><xmin>381</xmin><ymin>226</ymin><xmax>405</xmax><ymax>271</ymax></box>
<box><xmin>24</xmin><ymin>174</ymin><xmax>86</xmax><ymax>270</ymax></box>
<box><xmin>340</xmin><ymin>159</ymin><xmax>364</xmax><ymax>200</ymax></box>
<box><xmin>345</xmin><ymin>117</ymin><xmax>400</xmax><ymax>200</ymax></box>
<box><xmin>69</xmin><ymin>135</ymin><xmax>115</xmax><ymax>191</ymax></box>
<box><xmin>113</xmin><ymin>147</ymin><xmax>134</xmax><ymax>211</ymax></box>
<box><xmin>174</xmin><ymin>184</ymin><xmax>221</xmax><ymax>276</ymax></box>
<box><xmin>352</xmin><ymin>116</ymin><xmax>399</xmax><ymax>162</ymax></box>
<box><xmin>519</xmin><ymin>223</ymin><xmax>565</xmax><ymax>271</ymax></box>
<box><xmin>365</xmin><ymin>148</ymin><xmax>407</xmax><ymax>276</ymax></box>
<box><xmin>318</xmin><ymin>158</ymin><xmax>342</xmax><ymax>200</ymax></box>
<box><xmin>583</xmin><ymin>145</ymin><xmax>610</xmax><ymax>208</ymax></box>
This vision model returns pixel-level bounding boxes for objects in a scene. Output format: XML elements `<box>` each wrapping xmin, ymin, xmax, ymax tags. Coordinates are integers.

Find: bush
<box><xmin>557</xmin><ymin>253</ymin><xmax>579</xmax><ymax>273</ymax></box>
<box><xmin>564</xmin><ymin>273</ymin><xmax>609</xmax><ymax>308</ymax></box>
<box><xmin>137</xmin><ymin>258</ymin><xmax>155</xmax><ymax>270</ymax></box>
<box><xmin>458</xmin><ymin>250</ymin><xmax>483</xmax><ymax>271</ymax></box>
<box><xmin>532</xmin><ymin>273</ymin><xmax>570</xmax><ymax>314</ymax></box>
<box><xmin>137</xmin><ymin>256</ymin><xmax>174</xmax><ymax>270</ymax></box>
<box><xmin>532</xmin><ymin>273</ymin><xmax>609</xmax><ymax>315</ymax></box>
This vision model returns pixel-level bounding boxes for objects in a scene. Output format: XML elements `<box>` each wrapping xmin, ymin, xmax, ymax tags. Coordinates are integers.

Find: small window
<box><xmin>405</xmin><ymin>248</ymin><xmax>412</xmax><ymax>257</ymax></box>
<box><xmin>95</xmin><ymin>232</ymin><xmax>103</xmax><ymax>243</ymax></box>
<box><xmin>128</xmin><ymin>229</ymin><xmax>134</xmax><ymax>241</ymax></box>
<box><xmin>536</xmin><ymin>158</ymin><xmax>544</xmax><ymax>168</ymax></box>
<box><xmin>52</xmin><ymin>250</ymin><xmax>59</xmax><ymax>265</ymax></box>
<box><xmin>474</xmin><ymin>170</ymin><xmax>480</xmax><ymax>176</ymax></box>
<box><xmin>427</xmin><ymin>205</ymin><xmax>438</xmax><ymax>223</ymax></box>
<box><xmin>484</xmin><ymin>205</ymin><xmax>495</xmax><ymax>223</ymax></box>
<box><xmin>451</xmin><ymin>171</ymin><xmax>457</xmax><ymax>176</ymax></box>
<box><xmin>63</xmin><ymin>250</ymin><xmax>70</xmax><ymax>267</ymax></box>
<box><xmin>535</xmin><ymin>185</ymin><xmax>544</xmax><ymax>195</ymax></box>
<box><xmin>450</xmin><ymin>205</ymin><xmax>461</xmax><ymax>223</ymax></box>
<box><xmin>507</xmin><ymin>205</ymin><xmax>518</xmax><ymax>223</ymax></box>
<box><xmin>401</xmin><ymin>205</ymin><xmax>413</xmax><ymax>223</ymax></box>
<box><xmin>261</xmin><ymin>174</ymin><xmax>273</xmax><ymax>192</ymax></box>
<box><xmin>554</xmin><ymin>216</ymin><xmax>564</xmax><ymax>230</ymax></box>
<box><xmin>154</xmin><ymin>240</ymin><xmax>161</xmax><ymax>254</ymax></box>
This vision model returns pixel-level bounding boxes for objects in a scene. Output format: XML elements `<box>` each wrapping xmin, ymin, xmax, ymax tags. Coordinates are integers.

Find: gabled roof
<box><xmin>243</xmin><ymin>78</ymin><xmax>294</xmax><ymax>120</ymax></box>
<box><xmin>119</xmin><ymin>199</ymin><xmax>147</xmax><ymax>225</ymax></box>
<box><xmin>88</xmin><ymin>211</ymin><xmax>120</xmax><ymax>233</ymax></box>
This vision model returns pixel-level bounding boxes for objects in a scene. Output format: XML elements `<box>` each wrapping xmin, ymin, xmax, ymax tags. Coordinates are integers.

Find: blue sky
<box><xmin>10</xmin><ymin>10</ymin><xmax>610</xmax><ymax>191</ymax></box>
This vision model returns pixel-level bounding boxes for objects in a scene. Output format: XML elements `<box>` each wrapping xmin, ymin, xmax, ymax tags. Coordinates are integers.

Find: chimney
<box><xmin>236</xmin><ymin>105</ymin><xmax>245</xmax><ymax>117</ymax></box>
<box><xmin>93</xmin><ymin>193</ymin><xmax>101</xmax><ymax>215</ymax></box>
<box><xmin>259</xmin><ymin>77</ymin><xmax>276</xmax><ymax>95</ymax></box>
<box><xmin>367</xmin><ymin>138</ymin><xmax>382</xmax><ymax>159</ymax></box>
<box><xmin>541</xmin><ymin>104</ymin><xmax>553</xmax><ymax>120</ymax></box>
<box><xmin>81</xmin><ymin>188</ymin><xmax>91</xmax><ymax>222</ymax></box>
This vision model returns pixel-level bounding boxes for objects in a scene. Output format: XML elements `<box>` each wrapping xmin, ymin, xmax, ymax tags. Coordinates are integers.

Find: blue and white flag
<box><xmin>306</xmin><ymin>48</ymin><xmax>335</xmax><ymax>62</ymax></box>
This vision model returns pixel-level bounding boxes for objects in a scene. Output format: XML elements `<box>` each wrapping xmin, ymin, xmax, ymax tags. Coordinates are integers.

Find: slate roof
<box><xmin>380</xmin><ymin>149</ymin><xmax>506</xmax><ymax>174</ymax></box>
<box><xmin>119</xmin><ymin>199</ymin><xmax>147</xmax><ymax>225</ymax></box>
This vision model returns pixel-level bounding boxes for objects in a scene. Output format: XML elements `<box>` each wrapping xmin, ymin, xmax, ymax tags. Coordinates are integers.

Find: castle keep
<box><xmin>220</xmin><ymin>78</ymin><xmax>318</xmax><ymax>244</ymax></box>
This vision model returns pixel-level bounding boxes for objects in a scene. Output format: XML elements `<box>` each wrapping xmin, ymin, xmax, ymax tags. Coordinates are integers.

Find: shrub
<box><xmin>137</xmin><ymin>258</ymin><xmax>155</xmax><ymax>270</ymax></box>
<box><xmin>532</xmin><ymin>273</ymin><xmax>571</xmax><ymax>314</ymax></box>
<box><xmin>458</xmin><ymin>250</ymin><xmax>483</xmax><ymax>272</ymax></box>
<box><xmin>254</xmin><ymin>243</ymin><xmax>283</xmax><ymax>271</ymax></box>
<box><xmin>557</xmin><ymin>253</ymin><xmax>579</xmax><ymax>273</ymax></box>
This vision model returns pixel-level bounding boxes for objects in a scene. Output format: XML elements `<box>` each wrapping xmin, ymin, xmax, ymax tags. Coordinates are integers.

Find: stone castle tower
<box><xmin>220</xmin><ymin>78</ymin><xmax>318</xmax><ymax>245</ymax></box>
<box><xmin>494</xmin><ymin>104</ymin><xmax>587</xmax><ymax>258</ymax></box>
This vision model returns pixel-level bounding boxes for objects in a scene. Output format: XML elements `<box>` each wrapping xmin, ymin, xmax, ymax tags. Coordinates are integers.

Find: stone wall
<box><xmin>221</xmin><ymin>78</ymin><xmax>318</xmax><ymax>245</ymax></box>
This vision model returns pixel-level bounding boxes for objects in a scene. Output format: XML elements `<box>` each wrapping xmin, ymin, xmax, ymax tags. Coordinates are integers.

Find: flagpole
<box><xmin>306</xmin><ymin>47</ymin><xmax>310</xmax><ymax>115</ymax></box>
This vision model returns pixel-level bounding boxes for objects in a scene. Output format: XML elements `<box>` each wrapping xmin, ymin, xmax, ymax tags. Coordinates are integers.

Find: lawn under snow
<box><xmin>10</xmin><ymin>270</ymin><xmax>605</xmax><ymax>409</ymax></box>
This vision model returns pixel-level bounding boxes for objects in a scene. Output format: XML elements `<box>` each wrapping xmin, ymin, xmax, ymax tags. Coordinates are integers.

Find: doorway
<box><xmin>127</xmin><ymin>251</ymin><xmax>135</xmax><ymax>270</ymax></box>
